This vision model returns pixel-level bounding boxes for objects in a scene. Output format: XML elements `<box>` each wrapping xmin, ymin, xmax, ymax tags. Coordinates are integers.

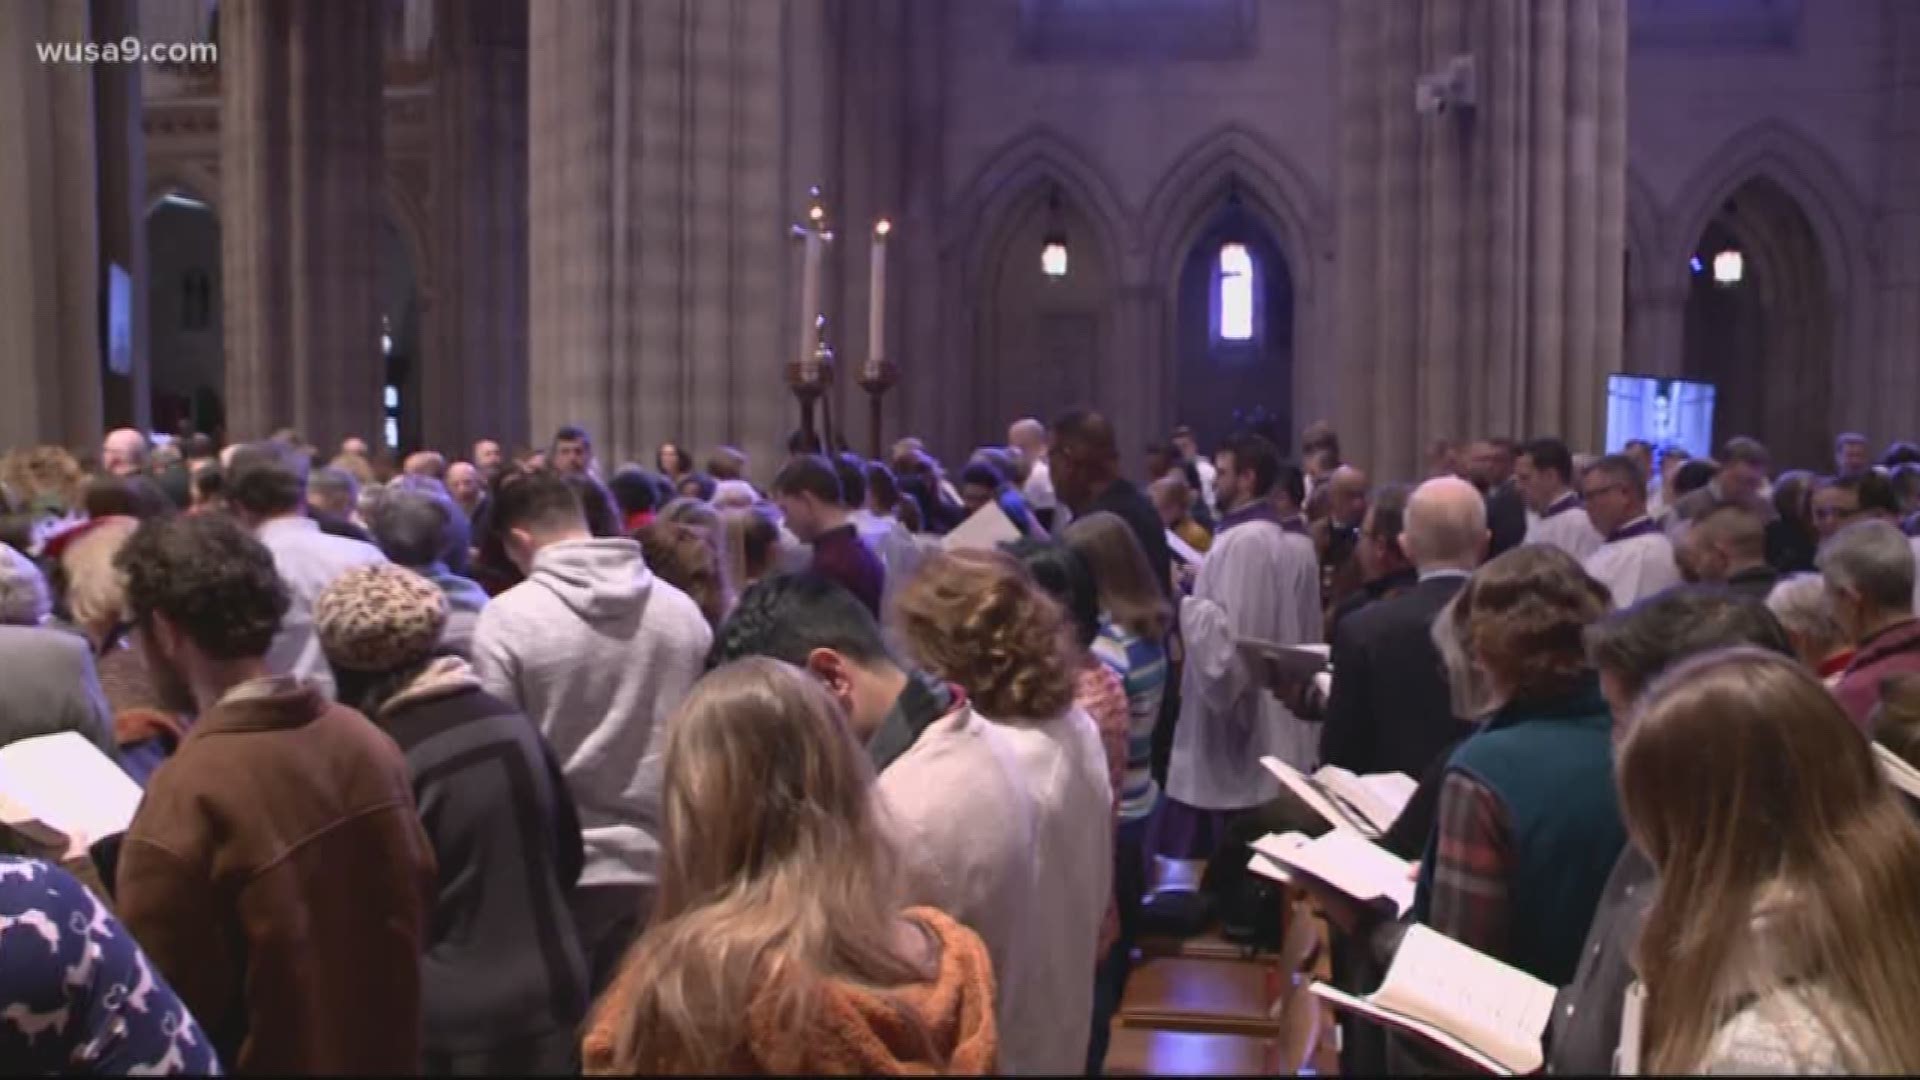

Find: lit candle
<box><xmin>867</xmin><ymin>219</ymin><xmax>890</xmax><ymax>380</ymax></box>
<box><xmin>798</xmin><ymin>193</ymin><xmax>825</xmax><ymax>370</ymax></box>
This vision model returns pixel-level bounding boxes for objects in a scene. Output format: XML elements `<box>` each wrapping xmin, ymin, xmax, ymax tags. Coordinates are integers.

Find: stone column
<box><xmin>1335</xmin><ymin>0</ymin><xmax>1627</xmax><ymax>478</ymax></box>
<box><xmin>425</xmin><ymin>0</ymin><xmax>527</xmax><ymax>456</ymax></box>
<box><xmin>220</xmin><ymin>0</ymin><xmax>385</xmax><ymax>449</ymax></box>
<box><xmin>93</xmin><ymin>0</ymin><xmax>148</xmax><ymax>432</ymax></box>
<box><xmin>528</xmin><ymin>0</ymin><xmax>791</xmax><ymax>479</ymax></box>
<box><xmin>0</xmin><ymin>0</ymin><xmax>104</xmax><ymax>451</ymax></box>
<box><xmin>1869</xmin><ymin>0</ymin><xmax>1920</xmax><ymax>445</ymax></box>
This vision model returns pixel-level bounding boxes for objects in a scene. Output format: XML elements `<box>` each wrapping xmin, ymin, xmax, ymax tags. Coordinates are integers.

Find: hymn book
<box><xmin>1250</xmin><ymin>828</ymin><xmax>1415</xmax><ymax>917</ymax></box>
<box><xmin>1309</xmin><ymin>924</ymin><xmax>1557</xmax><ymax>1075</ymax></box>
<box><xmin>1259</xmin><ymin>755</ymin><xmax>1416</xmax><ymax>838</ymax></box>
<box><xmin>942</xmin><ymin>501</ymin><xmax>1023</xmax><ymax>552</ymax></box>
<box><xmin>0</xmin><ymin>732</ymin><xmax>143</xmax><ymax>863</ymax></box>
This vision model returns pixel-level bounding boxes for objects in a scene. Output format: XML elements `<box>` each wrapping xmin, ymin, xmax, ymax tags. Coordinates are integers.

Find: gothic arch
<box><xmin>384</xmin><ymin>166</ymin><xmax>433</xmax><ymax>307</ymax></box>
<box><xmin>144</xmin><ymin>160</ymin><xmax>221</xmax><ymax>217</ymax></box>
<box><xmin>944</xmin><ymin>126</ymin><xmax>1133</xmax><ymax>285</ymax></box>
<box><xmin>1625</xmin><ymin>164</ymin><xmax>1662</xmax><ymax>296</ymax></box>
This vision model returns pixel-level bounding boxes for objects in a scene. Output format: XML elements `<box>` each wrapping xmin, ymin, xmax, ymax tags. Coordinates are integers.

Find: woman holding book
<box><xmin>1619</xmin><ymin>648</ymin><xmax>1920</xmax><ymax>1073</ymax></box>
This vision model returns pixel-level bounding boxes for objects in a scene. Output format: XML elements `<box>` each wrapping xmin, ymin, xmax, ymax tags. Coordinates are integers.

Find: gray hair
<box><xmin>368</xmin><ymin>488</ymin><xmax>455</xmax><ymax>569</ymax></box>
<box><xmin>0</xmin><ymin>542</ymin><xmax>50</xmax><ymax>626</ymax></box>
<box><xmin>308</xmin><ymin>466</ymin><xmax>359</xmax><ymax>509</ymax></box>
<box><xmin>1766</xmin><ymin>573</ymin><xmax>1847</xmax><ymax>657</ymax></box>
<box><xmin>1816</xmin><ymin>519</ymin><xmax>1917</xmax><ymax>613</ymax></box>
<box><xmin>1404</xmin><ymin>476</ymin><xmax>1488</xmax><ymax>570</ymax></box>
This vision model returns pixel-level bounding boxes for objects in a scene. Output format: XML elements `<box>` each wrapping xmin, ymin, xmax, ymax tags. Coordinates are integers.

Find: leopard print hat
<box><xmin>314</xmin><ymin>562</ymin><xmax>449</xmax><ymax>673</ymax></box>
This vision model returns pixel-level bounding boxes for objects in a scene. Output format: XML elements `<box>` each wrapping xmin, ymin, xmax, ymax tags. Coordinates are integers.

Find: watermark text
<box><xmin>37</xmin><ymin>37</ymin><xmax>216</xmax><ymax>65</ymax></box>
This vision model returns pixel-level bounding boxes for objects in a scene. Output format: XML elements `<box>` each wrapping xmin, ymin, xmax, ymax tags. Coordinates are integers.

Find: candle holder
<box><xmin>785</xmin><ymin>324</ymin><xmax>837</xmax><ymax>456</ymax></box>
<box><xmin>857</xmin><ymin>360</ymin><xmax>899</xmax><ymax>461</ymax></box>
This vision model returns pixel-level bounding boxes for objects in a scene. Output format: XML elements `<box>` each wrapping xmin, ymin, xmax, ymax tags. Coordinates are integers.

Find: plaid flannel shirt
<box><xmin>1426</xmin><ymin>770</ymin><xmax>1514</xmax><ymax>959</ymax></box>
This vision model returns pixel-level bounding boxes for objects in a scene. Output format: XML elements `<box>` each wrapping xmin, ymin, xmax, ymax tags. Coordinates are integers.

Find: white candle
<box><xmin>798</xmin><ymin>199</ymin><xmax>824</xmax><ymax>369</ymax></box>
<box><xmin>867</xmin><ymin>219</ymin><xmax>890</xmax><ymax>379</ymax></box>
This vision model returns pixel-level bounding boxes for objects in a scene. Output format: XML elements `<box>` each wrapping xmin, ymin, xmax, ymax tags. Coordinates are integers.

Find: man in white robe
<box><xmin>1581</xmin><ymin>453</ymin><xmax>1681</xmax><ymax>609</ymax></box>
<box><xmin>1517</xmin><ymin>437</ymin><xmax>1603</xmax><ymax>561</ymax></box>
<box><xmin>1168</xmin><ymin>433</ymin><xmax>1322</xmax><ymax>850</ymax></box>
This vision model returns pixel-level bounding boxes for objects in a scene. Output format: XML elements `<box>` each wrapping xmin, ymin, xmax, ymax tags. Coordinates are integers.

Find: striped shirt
<box><xmin>1091</xmin><ymin>617</ymin><xmax>1169</xmax><ymax>823</ymax></box>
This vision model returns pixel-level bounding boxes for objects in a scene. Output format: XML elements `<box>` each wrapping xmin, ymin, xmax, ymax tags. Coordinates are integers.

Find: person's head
<box><xmin>608</xmin><ymin>466</ymin><xmax>666</xmax><ymax>524</ymax></box>
<box><xmin>1170</xmin><ymin>425</ymin><xmax>1200</xmax><ymax>463</ymax></box>
<box><xmin>1715</xmin><ymin>437</ymin><xmax>1771</xmax><ymax>503</ymax></box>
<box><xmin>1675</xmin><ymin>459</ymin><xmax>1720</xmax><ymax>500</ymax></box>
<box><xmin>1817</xmin><ymin>520</ymin><xmax>1917</xmax><ymax>644</ymax></box>
<box><xmin>82</xmin><ymin>473</ymin><xmax>173</xmax><ymax>521</ymax></box>
<box><xmin>1891</xmin><ymin>463</ymin><xmax>1920</xmax><ymax>519</ymax></box>
<box><xmin>711</xmin><ymin>479</ymin><xmax>758</xmax><ymax>512</ymax></box>
<box><xmin>1148</xmin><ymin>474</ymin><xmax>1194</xmax><ymax>528</ymax></box>
<box><xmin>1836</xmin><ymin>431</ymin><xmax>1873</xmax><ymax>477</ymax></box>
<box><xmin>1813</xmin><ymin>471</ymin><xmax>1900</xmax><ymax>542</ymax></box>
<box><xmin>1581</xmin><ymin>454</ymin><xmax>1648</xmax><ymax>537</ymax></box>
<box><xmin>564</xmin><ymin>473</ymin><xmax>623</xmax><ymax>538</ymax></box>
<box><xmin>894</xmin><ymin>549</ymin><xmax>1077</xmax><ymax>720</ymax></box>
<box><xmin>831</xmin><ymin>453</ymin><xmax>870</xmax><ymax>511</ymax></box>
<box><xmin>864</xmin><ymin>462</ymin><xmax>900</xmax><ymax>516</ymax></box>
<box><xmin>1301</xmin><ymin>420</ymin><xmax>1340</xmax><ymax>463</ymax></box>
<box><xmin>677</xmin><ymin>472</ymin><xmax>717</xmax><ymax>503</ymax></box>
<box><xmin>605</xmin><ymin>656</ymin><xmax>928</xmax><ymax>1074</ymax></box>
<box><xmin>116</xmin><ymin>514</ymin><xmax>290</xmax><ymax>712</ymax></box>
<box><xmin>101</xmin><ymin>428</ymin><xmax>149</xmax><ymax>478</ymax></box>
<box><xmin>1325</xmin><ymin>465</ymin><xmax>1369</xmax><ymax>529</ymax></box>
<box><xmin>445</xmin><ymin>461</ymin><xmax>482</xmax><ymax>509</ymax></box>
<box><xmin>0</xmin><ymin>544</ymin><xmax>49</xmax><ymax>627</ymax></box>
<box><xmin>402</xmin><ymin>450</ymin><xmax>446</xmax><ymax>480</ymax></box>
<box><xmin>550</xmin><ymin>425</ymin><xmax>592</xmax><ymax>475</ymax></box>
<box><xmin>1063</xmin><ymin>510</ymin><xmax>1172</xmax><ymax>641</ymax></box>
<box><xmin>771</xmin><ymin>455</ymin><xmax>847</xmax><ymax>542</ymax></box>
<box><xmin>1622</xmin><ymin>438</ymin><xmax>1654</xmax><ymax>480</ymax></box>
<box><xmin>181</xmin><ymin>433</ymin><xmax>217</xmax><ymax>466</ymax></box>
<box><xmin>1305</xmin><ymin>447</ymin><xmax>1340</xmax><ymax>484</ymax></box>
<box><xmin>1004</xmin><ymin>540</ymin><xmax>1101</xmax><ymax>653</ymax></box>
<box><xmin>306</xmin><ymin>466</ymin><xmax>359</xmax><ymax>522</ymax></box>
<box><xmin>1401</xmin><ymin>476</ymin><xmax>1488</xmax><ymax>574</ymax></box>
<box><xmin>472</xmin><ymin>439</ymin><xmax>504</xmax><ymax>475</ymax></box>
<box><xmin>367</xmin><ymin>487</ymin><xmax>456</xmax><ymax>569</ymax></box>
<box><xmin>718</xmin><ymin>503</ymin><xmax>782</xmax><ymax>591</ymax></box>
<box><xmin>1357</xmin><ymin>484</ymin><xmax>1413</xmax><ymax>581</ymax></box>
<box><xmin>1049</xmin><ymin>409</ymin><xmax>1119</xmax><ymax>513</ymax></box>
<box><xmin>1465</xmin><ymin>438</ymin><xmax>1514</xmax><ymax>490</ymax></box>
<box><xmin>1211</xmin><ymin>431</ymin><xmax>1280</xmax><ymax>514</ymax></box>
<box><xmin>709</xmin><ymin>573</ymin><xmax>903</xmax><ymax>741</ymax></box>
<box><xmin>706</xmin><ymin>446</ymin><xmax>749</xmax><ymax>482</ymax></box>
<box><xmin>224</xmin><ymin>440</ymin><xmax>311</xmax><ymax>525</ymax></box>
<box><xmin>659</xmin><ymin>496</ymin><xmax>722</xmax><ymax>541</ymax></box>
<box><xmin>328</xmin><ymin>451</ymin><xmax>374</xmax><ymax>489</ymax></box>
<box><xmin>490</xmin><ymin>468</ymin><xmax>590</xmax><ymax>574</ymax></box>
<box><xmin>656</xmin><ymin>442</ymin><xmax>692</xmax><ymax>477</ymax></box>
<box><xmin>315</xmin><ymin>563</ymin><xmax>450</xmax><ymax>714</ymax></box>
<box><xmin>1772</xmin><ymin>469</ymin><xmax>1816</xmax><ymax>529</ymax></box>
<box><xmin>1424</xmin><ymin>437</ymin><xmax>1462</xmax><ymax>478</ymax></box>
<box><xmin>55</xmin><ymin>516</ymin><xmax>140</xmax><ymax>641</ymax></box>
<box><xmin>1516</xmin><ymin>438</ymin><xmax>1576</xmax><ymax>514</ymax></box>
<box><xmin>340</xmin><ymin>436</ymin><xmax>370</xmax><ymax>458</ymax></box>
<box><xmin>1584</xmin><ymin>586</ymin><xmax>1792</xmax><ymax>736</ymax></box>
<box><xmin>1659</xmin><ymin>445</ymin><xmax>1692</xmax><ymax>490</ymax></box>
<box><xmin>1677</xmin><ymin>504</ymin><xmax>1766</xmax><ymax>584</ymax></box>
<box><xmin>1448</xmin><ymin>545</ymin><xmax>1612</xmax><ymax>712</ymax></box>
<box><xmin>189</xmin><ymin>462</ymin><xmax>224</xmax><ymax>513</ymax></box>
<box><xmin>1008</xmin><ymin>418</ymin><xmax>1048</xmax><ymax>464</ymax></box>
<box><xmin>957</xmin><ymin>462</ymin><xmax>1003</xmax><ymax>516</ymax></box>
<box><xmin>1766</xmin><ymin>572</ymin><xmax>1852</xmax><ymax>672</ymax></box>
<box><xmin>637</xmin><ymin>521</ymin><xmax>732</xmax><ymax>630</ymax></box>
<box><xmin>1621</xmin><ymin>648</ymin><xmax>1920</xmax><ymax>1074</ymax></box>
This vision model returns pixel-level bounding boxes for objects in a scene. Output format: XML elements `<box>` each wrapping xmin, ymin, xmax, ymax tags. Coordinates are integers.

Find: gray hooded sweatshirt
<box><xmin>470</xmin><ymin>538</ymin><xmax>711</xmax><ymax>893</ymax></box>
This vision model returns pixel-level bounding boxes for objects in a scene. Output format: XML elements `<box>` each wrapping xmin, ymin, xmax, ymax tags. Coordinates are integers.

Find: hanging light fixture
<box><xmin>1041</xmin><ymin>186</ymin><xmax>1069</xmax><ymax>279</ymax></box>
<box><xmin>1712</xmin><ymin>249</ymin><xmax>1744</xmax><ymax>286</ymax></box>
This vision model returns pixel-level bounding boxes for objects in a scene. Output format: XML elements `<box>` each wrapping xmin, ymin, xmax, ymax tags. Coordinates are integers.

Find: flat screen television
<box><xmin>1605</xmin><ymin>375</ymin><xmax>1717</xmax><ymax>461</ymax></box>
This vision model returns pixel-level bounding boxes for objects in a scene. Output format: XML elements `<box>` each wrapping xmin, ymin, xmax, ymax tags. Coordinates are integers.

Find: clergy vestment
<box><xmin>1525</xmin><ymin>493</ymin><xmax>1603</xmax><ymax>562</ymax></box>
<box><xmin>1583</xmin><ymin>516</ymin><xmax>1682</xmax><ymax>610</ymax></box>
<box><xmin>1168</xmin><ymin>504</ymin><xmax>1323</xmax><ymax>811</ymax></box>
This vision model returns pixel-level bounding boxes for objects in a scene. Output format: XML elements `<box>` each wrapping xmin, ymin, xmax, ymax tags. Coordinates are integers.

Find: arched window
<box><xmin>1214</xmin><ymin>241</ymin><xmax>1257</xmax><ymax>343</ymax></box>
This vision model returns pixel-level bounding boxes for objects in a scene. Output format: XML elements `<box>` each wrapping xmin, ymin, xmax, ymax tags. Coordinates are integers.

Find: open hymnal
<box><xmin>1875</xmin><ymin>743</ymin><xmax>1920</xmax><ymax>804</ymax></box>
<box><xmin>1260</xmin><ymin>755</ymin><xmax>1416</xmax><ymax>838</ymax></box>
<box><xmin>942</xmin><ymin>500</ymin><xmax>1023</xmax><ymax>552</ymax></box>
<box><xmin>0</xmin><ymin>732</ymin><xmax>143</xmax><ymax>863</ymax></box>
<box><xmin>1239</xmin><ymin>639</ymin><xmax>1333</xmax><ymax>700</ymax></box>
<box><xmin>1250</xmin><ymin>828</ymin><xmax>1415</xmax><ymax>917</ymax></box>
<box><xmin>1310</xmin><ymin>924</ymin><xmax>1557</xmax><ymax>1075</ymax></box>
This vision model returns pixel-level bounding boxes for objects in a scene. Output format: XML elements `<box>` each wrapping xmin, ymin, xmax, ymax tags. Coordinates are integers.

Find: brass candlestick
<box><xmin>785</xmin><ymin>318</ymin><xmax>837</xmax><ymax>455</ymax></box>
<box><xmin>858</xmin><ymin>360</ymin><xmax>898</xmax><ymax>461</ymax></box>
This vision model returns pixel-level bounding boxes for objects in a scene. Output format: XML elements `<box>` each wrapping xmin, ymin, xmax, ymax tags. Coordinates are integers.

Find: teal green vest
<box><xmin>1413</xmin><ymin>679</ymin><xmax>1626</xmax><ymax>986</ymax></box>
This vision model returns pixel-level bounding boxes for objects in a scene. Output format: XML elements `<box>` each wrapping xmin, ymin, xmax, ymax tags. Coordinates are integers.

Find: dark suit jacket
<box><xmin>1484</xmin><ymin>480</ymin><xmax>1528</xmax><ymax>560</ymax></box>
<box><xmin>1319</xmin><ymin>574</ymin><xmax>1469</xmax><ymax>780</ymax></box>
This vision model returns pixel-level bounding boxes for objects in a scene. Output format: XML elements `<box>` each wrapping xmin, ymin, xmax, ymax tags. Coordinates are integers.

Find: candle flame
<box><xmin>875</xmin><ymin>219</ymin><xmax>893</xmax><ymax>237</ymax></box>
<box><xmin>809</xmin><ymin>204</ymin><xmax>825</xmax><ymax>223</ymax></box>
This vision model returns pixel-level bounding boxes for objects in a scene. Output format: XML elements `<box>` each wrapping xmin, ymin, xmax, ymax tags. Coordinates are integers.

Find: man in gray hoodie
<box><xmin>470</xmin><ymin>469</ymin><xmax>712</xmax><ymax>992</ymax></box>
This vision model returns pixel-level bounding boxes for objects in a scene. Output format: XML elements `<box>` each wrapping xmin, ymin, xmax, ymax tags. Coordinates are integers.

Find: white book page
<box><xmin>1247</xmin><ymin>850</ymin><xmax>1295</xmax><ymax>886</ymax></box>
<box><xmin>1315</xmin><ymin>766</ymin><xmax>1405</xmax><ymax>835</ymax></box>
<box><xmin>942</xmin><ymin>500</ymin><xmax>1022</xmax><ymax>552</ymax></box>
<box><xmin>1309</xmin><ymin>982</ymin><xmax>1511</xmax><ymax>1075</ymax></box>
<box><xmin>0</xmin><ymin>732</ymin><xmax>143</xmax><ymax>850</ymax></box>
<box><xmin>1251</xmin><ymin>828</ymin><xmax>1414</xmax><ymax>916</ymax></box>
<box><xmin>1371</xmin><ymin>925</ymin><xmax>1554</xmax><ymax>1075</ymax></box>
<box><xmin>1874</xmin><ymin>744</ymin><xmax>1920</xmax><ymax>803</ymax></box>
<box><xmin>1260</xmin><ymin>755</ymin><xmax>1375</xmax><ymax>837</ymax></box>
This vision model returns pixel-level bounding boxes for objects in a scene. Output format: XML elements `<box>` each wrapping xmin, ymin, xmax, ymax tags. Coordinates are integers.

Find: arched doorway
<box><xmin>1172</xmin><ymin>194</ymin><xmax>1294</xmax><ymax>454</ymax></box>
<box><xmin>145</xmin><ymin>190</ymin><xmax>223</xmax><ymax>439</ymax></box>
<box><xmin>1681</xmin><ymin>175</ymin><xmax>1833</xmax><ymax>469</ymax></box>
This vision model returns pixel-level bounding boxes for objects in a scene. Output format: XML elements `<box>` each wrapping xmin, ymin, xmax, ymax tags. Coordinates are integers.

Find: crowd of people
<box><xmin>4</xmin><ymin>410</ymin><xmax>1920</xmax><ymax>1075</ymax></box>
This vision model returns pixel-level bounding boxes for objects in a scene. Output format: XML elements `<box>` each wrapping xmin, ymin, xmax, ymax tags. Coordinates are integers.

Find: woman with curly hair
<box><xmin>1411</xmin><ymin>543</ymin><xmax>1624</xmax><ymax>986</ymax></box>
<box><xmin>893</xmin><ymin>549</ymin><xmax>1112</xmax><ymax>1075</ymax></box>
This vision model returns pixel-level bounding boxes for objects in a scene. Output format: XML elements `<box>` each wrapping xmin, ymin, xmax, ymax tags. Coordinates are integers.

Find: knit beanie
<box><xmin>314</xmin><ymin>563</ymin><xmax>448</xmax><ymax>674</ymax></box>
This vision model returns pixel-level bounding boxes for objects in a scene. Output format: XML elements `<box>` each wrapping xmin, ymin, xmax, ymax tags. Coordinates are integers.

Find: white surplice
<box><xmin>1170</xmin><ymin>517</ymin><xmax>1323</xmax><ymax>810</ymax></box>
<box><xmin>1583</xmin><ymin>518</ymin><xmax>1682</xmax><ymax>609</ymax></box>
<box><xmin>1525</xmin><ymin>494</ymin><xmax>1604</xmax><ymax>562</ymax></box>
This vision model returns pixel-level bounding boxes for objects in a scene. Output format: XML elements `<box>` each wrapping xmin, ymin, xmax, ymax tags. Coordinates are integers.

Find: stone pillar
<box><xmin>1335</xmin><ymin>0</ymin><xmax>1628</xmax><ymax>478</ymax></box>
<box><xmin>426</xmin><ymin>0</ymin><xmax>527</xmax><ymax>456</ymax></box>
<box><xmin>1869</xmin><ymin>0</ymin><xmax>1920</xmax><ymax>445</ymax></box>
<box><xmin>0</xmin><ymin>0</ymin><xmax>104</xmax><ymax>451</ymax></box>
<box><xmin>220</xmin><ymin>0</ymin><xmax>385</xmax><ymax>449</ymax></box>
<box><xmin>93</xmin><ymin>0</ymin><xmax>148</xmax><ymax>433</ymax></box>
<box><xmin>528</xmin><ymin>0</ymin><xmax>791</xmax><ymax>479</ymax></box>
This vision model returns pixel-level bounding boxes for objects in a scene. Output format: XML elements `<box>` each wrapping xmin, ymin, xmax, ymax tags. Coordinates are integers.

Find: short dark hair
<box><xmin>553</xmin><ymin>424</ymin><xmax>591</xmax><ymax>448</ymax></box>
<box><xmin>116</xmin><ymin>514</ymin><xmax>290</xmax><ymax>660</ymax></box>
<box><xmin>83</xmin><ymin>474</ymin><xmax>173</xmax><ymax>521</ymax></box>
<box><xmin>707</xmin><ymin>446</ymin><xmax>748</xmax><ymax>481</ymax></box>
<box><xmin>866</xmin><ymin>462</ymin><xmax>900</xmax><ymax>511</ymax></box>
<box><xmin>1673</xmin><ymin>459</ymin><xmax>1718</xmax><ymax>497</ymax></box>
<box><xmin>1835</xmin><ymin>469</ymin><xmax>1902</xmax><ymax>517</ymax></box>
<box><xmin>1890</xmin><ymin>463</ymin><xmax>1920</xmax><ymax>507</ymax></box>
<box><xmin>1837</xmin><ymin>431</ymin><xmax>1869</xmax><ymax>452</ymax></box>
<box><xmin>1003</xmin><ymin>539</ymin><xmax>1101</xmax><ymax>650</ymax></box>
<box><xmin>833</xmin><ymin>453</ymin><xmax>870</xmax><ymax>508</ymax></box>
<box><xmin>1487</xmin><ymin>437</ymin><xmax>1519</xmax><ymax>462</ymax></box>
<box><xmin>1721</xmin><ymin>437</ymin><xmax>1771</xmax><ymax>469</ymax></box>
<box><xmin>564</xmin><ymin>473</ymin><xmax>622</xmax><ymax>537</ymax></box>
<box><xmin>182</xmin><ymin>433</ymin><xmax>216</xmax><ymax>460</ymax></box>
<box><xmin>1521</xmin><ymin>438</ymin><xmax>1575</xmax><ymax>483</ymax></box>
<box><xmin>1589</xmin><ymin>453</ymin><xmax>1646</xmax><ymax>494</ymax></box>
<box><xmin>490</xmin><ymin>468</ymin><xmax>585</xmax><ymax>535</ymax></box>
<box><xmin>1365</xmin><ymin>483</ymin><xmax>1411</xmax><ymax>547</ymax></box>
<box><xmin>1881</xmin><ymin>442</ymin><xmax>1920</xmax><ymax>470</ymax></box>
<box><xmin>1052</xmin><ymin>409</ymin><xmax>1118</xmax><ymax>466</ymax></box>
<box><xmin>710</xmin><ymin>572</ymin><xmax>891</xmax><ymax>670</ymax></box>
<box><xmin>1302</xmin><ymin>425</ymin><xmax>1341</xmax><ymax>459</ymax></box>
<box><xmin>959</xmin><ymin>461</ymin><xmax>1005</xmax><ymax>491</ymax></box>
<box><xmin>608</xmin><ymin>466</ymin><xmax>665</xmax><ymax>518</ymax></box>
<box><xmin>368</xmin><ymin>488</ymin><xmax>453</xmax><ymax>568</ymax></box>
<box><xmin>1216</xmin><ymin>431</ymin><xmax>1281</xmax><ymax>499</ymax></box>
<box><xmin>1274</xmin><ymin>459</ymin><xmax>1307</xmax><ymax>508</ymax></box>
<box><xmin>1585</xmin><ymin>586</ymin><xmax>1793</xmax><ymax>699</ymax></box>
<box><xmin>772</xmin><ymin>455</ymin><xmax>844</xmax><ymax>506</ymax></box>
<box><xmin>225</xmin><ymin>441</ymin><xmax>309</xmax><ymax>516</ymax></box>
